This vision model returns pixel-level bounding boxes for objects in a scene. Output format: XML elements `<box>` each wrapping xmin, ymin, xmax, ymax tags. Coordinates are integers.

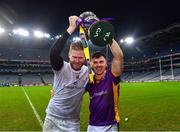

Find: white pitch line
<box><xmin>22</xmin><ymin>87</ymin><xmax>43</xmax><ymax>128</ymax></box>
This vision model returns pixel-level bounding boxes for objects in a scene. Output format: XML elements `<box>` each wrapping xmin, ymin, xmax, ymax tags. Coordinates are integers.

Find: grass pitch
<box><xmin>0</xmin><ymin>82</ymin><xmax>180</xmax><ymax>131</ymax></box>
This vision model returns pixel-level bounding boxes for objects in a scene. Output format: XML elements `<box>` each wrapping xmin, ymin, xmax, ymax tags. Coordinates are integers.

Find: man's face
<box><xmin>91</xmin><ymin>56</ymin><xmax>107</xmax><ymax>75</ymax></box>
<box><xmin>69</xmin><ymin>49</ymin><xmax>85</xmax><ymax>70</ymax></box>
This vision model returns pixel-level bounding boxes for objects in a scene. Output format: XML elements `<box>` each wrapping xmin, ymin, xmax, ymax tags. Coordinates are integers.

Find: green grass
<box><xmin>0</xmin><ymin>86</ymin><xmax>48</xmax><ymax>131</ymax></box>
<box><xmin>23</xmin><ymin>86</ymin><xmax>51</xmax><ymax>120</ymax></box>
<box><xmin>0</xmin><ymin>82</ymin><xmax>180</xmax><ymax>131</ymax></box>
<box><xmin>120</xmin><ymin>82</ymin><xmax>180</xmax><ymax>131</ymax></box>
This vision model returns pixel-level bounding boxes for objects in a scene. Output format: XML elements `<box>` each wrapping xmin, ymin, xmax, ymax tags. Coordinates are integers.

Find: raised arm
<box><xmin>50</xmin><ymin>16</ymin><xmax>79</xmax><ymax>71</ymax></box>
<box><xmin>109</xmin><ymin>39</ymin><xmax>124</xmax><ymax>76</ymax></box>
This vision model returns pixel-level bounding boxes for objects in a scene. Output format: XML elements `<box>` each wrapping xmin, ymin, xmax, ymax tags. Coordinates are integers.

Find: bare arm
<box><xmin>109</xmin><ymin>39</ymin><xmax>124</xmax><ymax>77</ymax></box>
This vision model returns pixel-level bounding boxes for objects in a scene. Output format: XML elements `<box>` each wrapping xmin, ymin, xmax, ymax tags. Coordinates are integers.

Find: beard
<box><xmin>70</xmin><ymin>62</ymin><xmax>83</xmax><ymax>71</ymax></box>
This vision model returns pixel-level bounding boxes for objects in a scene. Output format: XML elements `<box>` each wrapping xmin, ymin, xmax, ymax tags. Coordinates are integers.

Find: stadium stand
<box><xmin>122</xmin><ymin>53</ymin><xmax>180</xmax><ymax>82</ymax></box>
<box><xmin>0</xmin><ymin>26</ymin><xmax>180</xmax><ymax>86</ymax></box>
<box><xmin>1</xmin><ymin>49</ymin><xmax>180</xmax><ymax>86</ymax></box>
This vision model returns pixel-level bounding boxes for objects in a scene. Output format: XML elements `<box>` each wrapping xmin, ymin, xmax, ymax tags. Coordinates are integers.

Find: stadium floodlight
<box><xmin>72</xmin><ymin>37</ymin><xmax>81</xmax><ymax>42</ymax></box>
<box><xmin>33</xmin><ymin>30</ymin><xmax>44</xmax><ymax>38</ymax></box>
<box><xmin>13</xmin><ymin>28</ymin><xmax>29</xmax><ymax>37</ymax></box>
<box><xmin>120</xmin><ymin>39</ymin><xmax>124</xmax><ymax>43</ymax></box>
<box><xmin>124</xmin><ymin>37</ymin><xmax>134</xmax><ymax>45</ymax></box>
<box><xmin>44</xmin><ymin>33</ymin><xmax>50</xmax><ymax>38</ymax></box>
<box><xmin>55</xmin><ymin>35</ymin><xmax>61</xmax><ymax>39</ymax></box>
<box><xmin>0</xmin><ymin>27</ymin><xmax>5</xmax><ymax>34</ymax></box>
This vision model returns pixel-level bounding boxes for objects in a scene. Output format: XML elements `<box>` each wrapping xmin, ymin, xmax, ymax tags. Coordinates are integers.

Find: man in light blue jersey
<box><xmin>43</xmin><ymin>16</ymin><xmax>89</xmax><ymax>131</ymax></box>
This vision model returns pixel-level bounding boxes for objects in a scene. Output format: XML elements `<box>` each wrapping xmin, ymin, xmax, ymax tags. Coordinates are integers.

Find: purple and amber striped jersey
<box><xmin>86</xmin><ymin>67</ymin><xmax>121</xmax><ymax>126</ymax></box>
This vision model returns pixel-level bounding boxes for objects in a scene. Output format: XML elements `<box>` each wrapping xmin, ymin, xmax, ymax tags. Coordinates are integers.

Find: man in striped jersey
<box><xmin>86</xmin><ymin>39</ymin><xmax>124</xmax><ymax>132</ymax></box>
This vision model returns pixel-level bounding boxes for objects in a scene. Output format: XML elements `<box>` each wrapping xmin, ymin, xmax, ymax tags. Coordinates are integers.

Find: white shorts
<box><xmin>43</xmin><ymin>115</ymin><xmax>80</xmax><ymax>132</ymax></box>
<box><xmin>87</xmin><ymin>124</ymin><xmax>118</xmax><ymax>132</ymax></box>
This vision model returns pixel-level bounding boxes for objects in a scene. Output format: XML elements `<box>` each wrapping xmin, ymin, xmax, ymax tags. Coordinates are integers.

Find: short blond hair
<box><xmin>69</xmin><ymin>41</ymin><xmax>84</xmax><ymax>52</ymax></box>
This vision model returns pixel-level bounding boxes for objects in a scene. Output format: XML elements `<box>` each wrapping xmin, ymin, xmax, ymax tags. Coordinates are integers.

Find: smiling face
<box><xmin>69</xmin><ymin>49</ymin><xmax>85</xmax><ymax>71</ymax></box>
<box><xmin>68</xmin><ymin>41</ymin><xmax>85</xmax><ymax>71</ymax></box>
<box><xmin>91</xmin><ymin>55</ymin><xmax>107</xmax><ymax>76</ymax></box>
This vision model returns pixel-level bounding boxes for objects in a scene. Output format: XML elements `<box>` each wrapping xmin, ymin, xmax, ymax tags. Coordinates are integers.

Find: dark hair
<box><xmin>91</xmin><ymin>51</ymin><xmax>106</xmax><ymax>59</ymax></box>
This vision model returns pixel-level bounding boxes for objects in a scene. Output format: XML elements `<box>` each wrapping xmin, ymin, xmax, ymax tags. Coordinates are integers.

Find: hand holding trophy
<box><xmin>77</xmin><ymin>11</ymin><xmax>115</xmax><ymax>47</ymax></box>
<box><xmin>76</xmin><ymin>11</ymin><xmax>115</xmax><ymax>84</ymax></box>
